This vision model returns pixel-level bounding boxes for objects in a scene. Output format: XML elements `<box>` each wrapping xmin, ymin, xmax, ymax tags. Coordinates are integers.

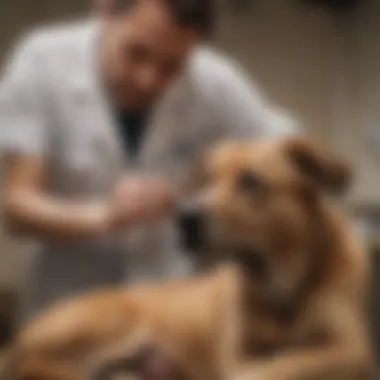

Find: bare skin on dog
<box><xmin>0</xmin><ymin>138</ymin><xmax>373</xmax><ymax>380</ymax></box>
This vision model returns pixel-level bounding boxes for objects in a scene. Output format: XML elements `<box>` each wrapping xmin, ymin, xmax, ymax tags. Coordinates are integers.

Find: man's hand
<box><xmin>106</xmin><ymin>177</ymin><xmax>177</xmax><ymax>230</ymax></box>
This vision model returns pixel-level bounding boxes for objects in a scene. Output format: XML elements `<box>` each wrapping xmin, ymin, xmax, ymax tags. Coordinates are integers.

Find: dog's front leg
<box><xmin>234</xmin><ymin>343</ymin><xmax>372</xmax><ymax>380</ymax></box>
<box><xmin>234</xmin><ymin>298</ymin><xmax>373</xmax><ymax>380</ymax></box>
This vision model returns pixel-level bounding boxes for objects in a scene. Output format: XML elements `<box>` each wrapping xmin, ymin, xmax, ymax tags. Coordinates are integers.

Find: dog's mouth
<box><xmin>177</xmin><ymin>208</ymin><xmax>269</xmax><ymax>277</ymax></box>
<box><xmin>177</xmin><ymin>207</ymin><xmax>207</xmax><ymax>253</ymax></box>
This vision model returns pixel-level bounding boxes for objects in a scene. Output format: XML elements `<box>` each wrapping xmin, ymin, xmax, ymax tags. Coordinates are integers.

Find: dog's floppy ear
<box><xmin>286</xmin><ymin>137</ymin><xmax>352</xmax><ymax>196</ymax></box>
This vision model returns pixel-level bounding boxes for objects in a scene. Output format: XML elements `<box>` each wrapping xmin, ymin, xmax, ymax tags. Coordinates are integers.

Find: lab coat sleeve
<box><xmin>0</xmin><ymin>33</ymin><xmax>48</xmax><ymax>156</ymax></box>
<box><xmin>214</xmin><ymin>59</ymin><xmax>299</xmax><ymax>139</ymax></box>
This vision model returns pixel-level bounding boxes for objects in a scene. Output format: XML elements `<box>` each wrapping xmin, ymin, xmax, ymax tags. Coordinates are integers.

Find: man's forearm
<box><xmin>3</xmin><ymin>191</ymin><xmax>109</xmax><ymax>243</ymax></box>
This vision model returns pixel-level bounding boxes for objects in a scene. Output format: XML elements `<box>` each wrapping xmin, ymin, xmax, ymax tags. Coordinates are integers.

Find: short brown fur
<box><xmin>0</xmin><ymin>138</ymin><xmax>373</xmax><ymax>380</ymax></box>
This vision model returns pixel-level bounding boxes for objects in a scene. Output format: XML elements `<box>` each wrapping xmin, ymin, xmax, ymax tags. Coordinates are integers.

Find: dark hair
<box><xmin>113</xmin><ymin>0</ymin><xmax>214</xmax><ymax>37</ymax></box>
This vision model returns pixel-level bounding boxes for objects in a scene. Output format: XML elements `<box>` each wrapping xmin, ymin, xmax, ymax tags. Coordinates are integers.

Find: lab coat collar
<box><xmin>68</xmin><ymin>19</ymin><xmax>126</xmax><ymax>171</ymax></box>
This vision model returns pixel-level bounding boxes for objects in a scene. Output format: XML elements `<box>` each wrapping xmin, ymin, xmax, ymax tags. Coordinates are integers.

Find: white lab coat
<box><xmin>0</xmin><ymin>20</ymin><xmax>296</xmax><ymax>321</ymax></box>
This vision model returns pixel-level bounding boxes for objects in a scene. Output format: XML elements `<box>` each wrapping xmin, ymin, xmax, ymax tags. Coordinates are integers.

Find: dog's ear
<box><xmin>286</xmin><ymin>138</ymin><xmax>352</xmax><ymax>196</ymax></box>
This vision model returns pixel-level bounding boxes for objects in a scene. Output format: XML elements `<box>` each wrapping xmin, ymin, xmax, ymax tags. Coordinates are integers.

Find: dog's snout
<box><xmin>177</xmin><ymin>205</ymin><xmax>205</xmax><ymax>252</ymax></box>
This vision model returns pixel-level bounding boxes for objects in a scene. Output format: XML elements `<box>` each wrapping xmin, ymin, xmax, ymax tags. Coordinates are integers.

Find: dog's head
<box><xmin>178</xmin><ymin>137</ymin><xmax>351</xmax><ymax>299</ymax></box>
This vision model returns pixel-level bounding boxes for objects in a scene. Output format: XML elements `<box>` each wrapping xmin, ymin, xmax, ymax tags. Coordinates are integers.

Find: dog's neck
<box><xmin>238</xmin><ymin>215</ymin><xmax>338</xmax><ymax>329</ymax></box>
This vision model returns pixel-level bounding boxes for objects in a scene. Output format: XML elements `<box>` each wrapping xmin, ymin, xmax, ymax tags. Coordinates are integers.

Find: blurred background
<box><xmin>0</xmin><ymin>0</ymin><xmax>379</xmax><ymax>357</ymax></box>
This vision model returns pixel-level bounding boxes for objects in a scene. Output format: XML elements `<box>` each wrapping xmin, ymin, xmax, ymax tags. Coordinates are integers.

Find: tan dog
<box><xmin>0</xmin><ymin>138</ymin><xmax>373</xmax><ymax>380</ymax></box>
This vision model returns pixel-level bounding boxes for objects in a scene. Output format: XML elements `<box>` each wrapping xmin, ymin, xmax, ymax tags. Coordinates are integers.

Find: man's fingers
<box><xmin>108</xmin><ymin>176</ymin><xmax>177</xmax><ymax>228</ymax></box>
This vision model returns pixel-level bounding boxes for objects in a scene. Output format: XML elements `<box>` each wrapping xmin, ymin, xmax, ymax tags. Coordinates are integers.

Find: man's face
<box><xmin>99</xmin><ymin>0</ymin><xmax>200</xmax><ymax>110</ymax></box>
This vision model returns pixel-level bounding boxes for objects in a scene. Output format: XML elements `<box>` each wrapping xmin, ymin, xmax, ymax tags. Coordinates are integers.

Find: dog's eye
<box><xmin>237</xmin><ymin>171</ymin><xmax>264</xmax><ymax>193</ymax></box>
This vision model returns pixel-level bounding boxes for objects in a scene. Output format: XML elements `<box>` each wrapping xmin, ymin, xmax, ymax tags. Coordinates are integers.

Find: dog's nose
<box><xmin>177</xmin><ymin>206</ymin><xmax>205</xmax><ymax>252</ymax></box>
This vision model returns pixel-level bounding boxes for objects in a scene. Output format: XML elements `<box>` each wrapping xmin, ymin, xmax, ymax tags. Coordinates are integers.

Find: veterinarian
<box><xmin>0</xmin><ymin>0</ymin><xmax>296</xmax><ymax>322</ymax></box>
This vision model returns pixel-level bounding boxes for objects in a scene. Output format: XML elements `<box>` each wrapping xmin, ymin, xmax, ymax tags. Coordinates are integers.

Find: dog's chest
<box><xmin>239</xmin><ymin>305</ymin><xmax>319</xmax><ymax>359</ymax></box>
